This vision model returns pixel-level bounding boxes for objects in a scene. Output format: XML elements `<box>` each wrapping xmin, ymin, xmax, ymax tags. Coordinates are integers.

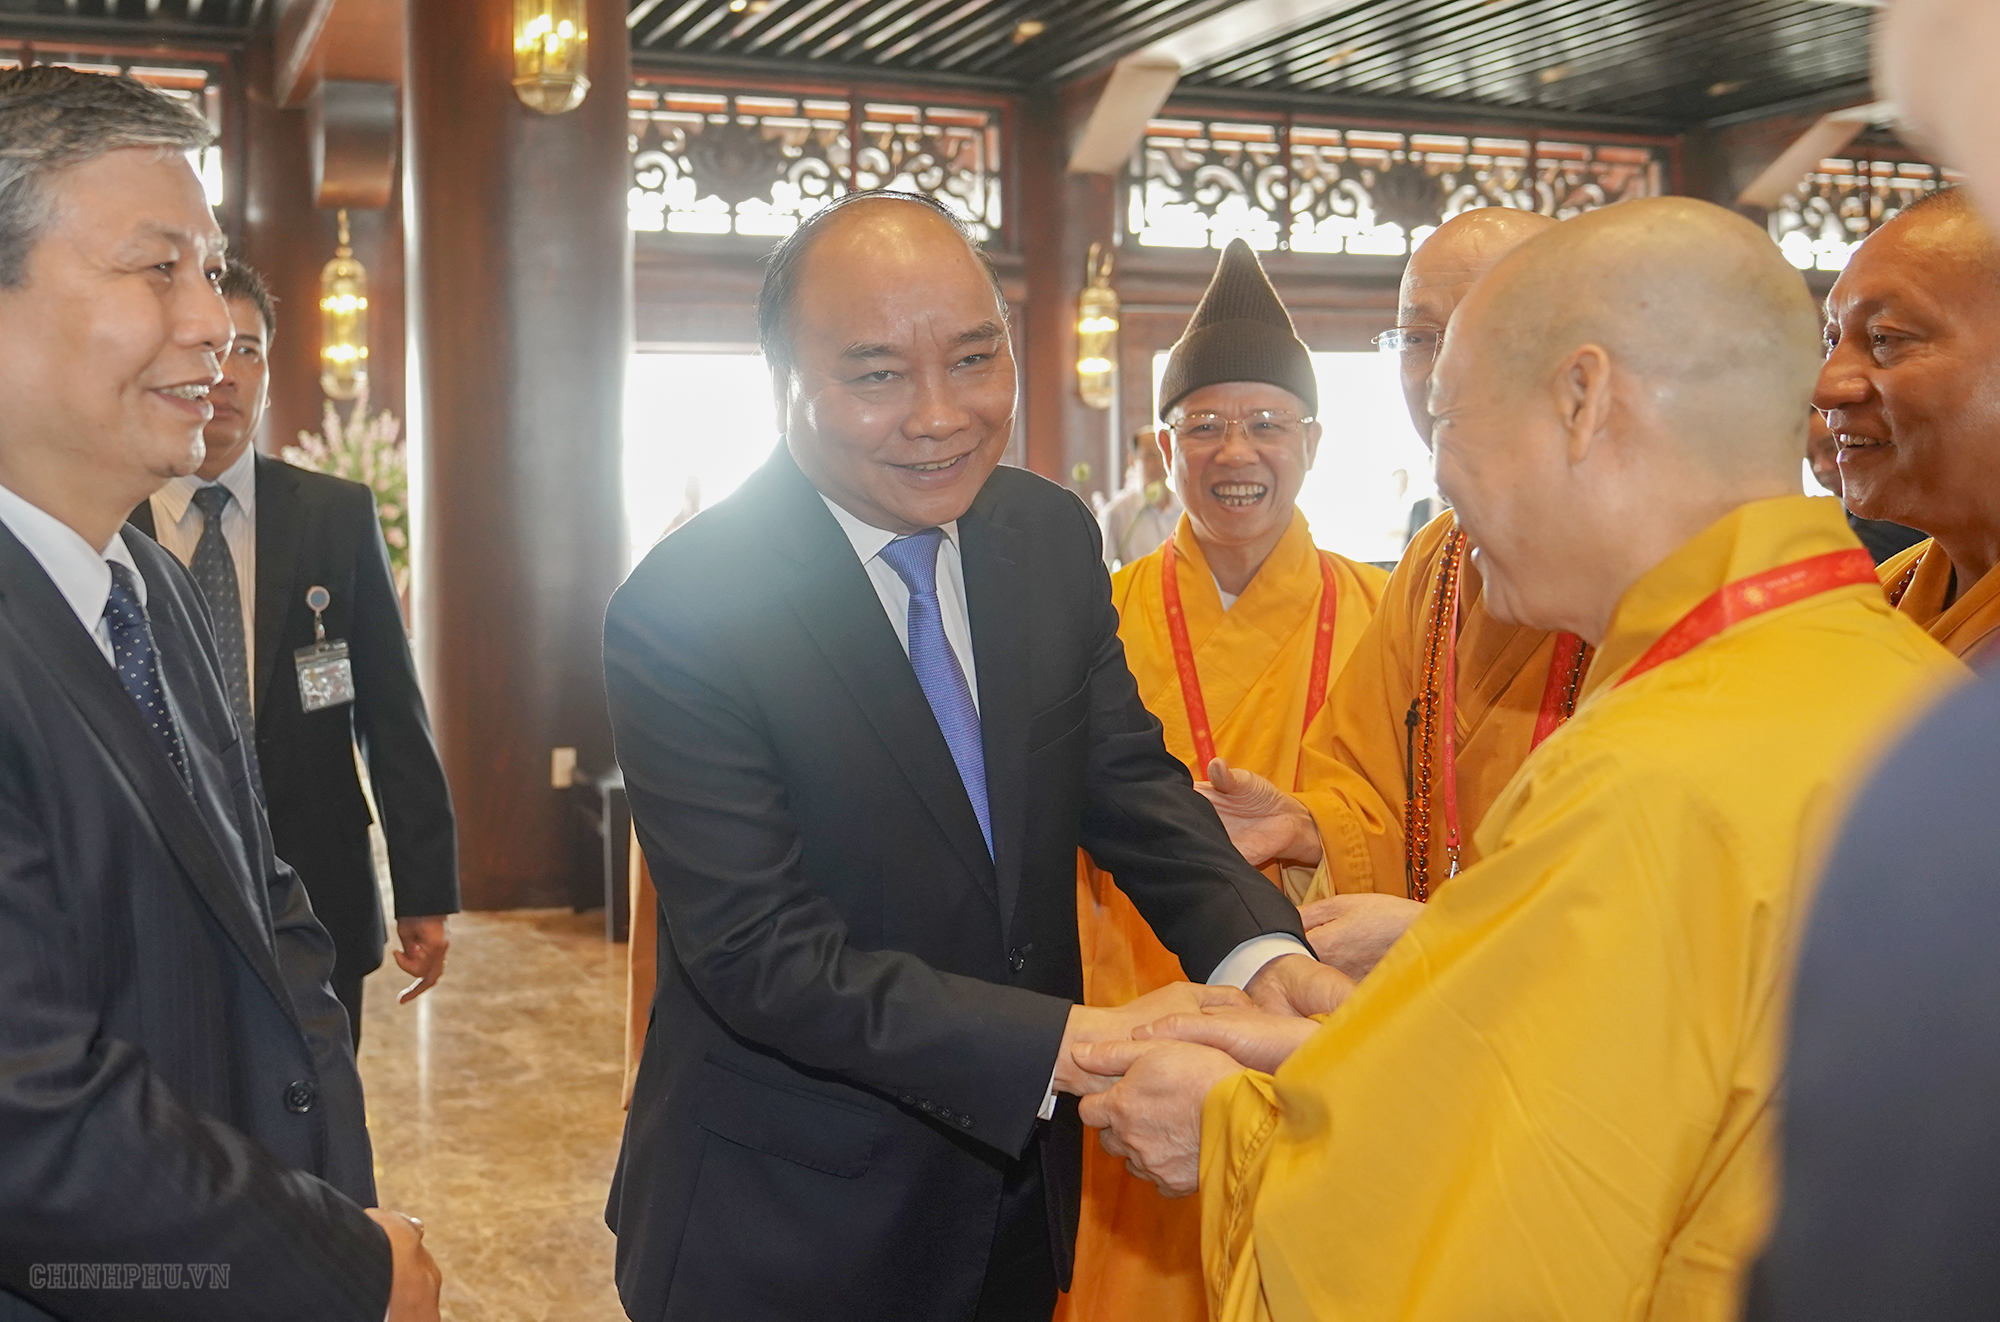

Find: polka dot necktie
<box><xmin>878</xmin><ymin>528</ymin><xmax>991</xmax><ymax>857</ymax></box>
<box><xmin>188</xmin><ymin>484</ymin><xmax>253</xmax><ymax>737</ymax></box>
<box><xmin>103</xmin><ymin>561</ymin><xmax>189</xmax><ymax>784</ymax></box>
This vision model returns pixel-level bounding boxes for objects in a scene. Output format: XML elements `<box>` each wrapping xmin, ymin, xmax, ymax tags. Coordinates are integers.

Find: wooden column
<box><xmin>1019</xmin><ymin>81</ymin><xmax>1118</xmax><ymax>499</ymax></box>
<box><xmin>239</xmin><ymin>31</ymin><xmax>407</xmax><ymax>456</ymax></box>
<box><xmin>405</xmin><ymin>0</ymin><xmax>632</xmax><ymax>909</ymax></box>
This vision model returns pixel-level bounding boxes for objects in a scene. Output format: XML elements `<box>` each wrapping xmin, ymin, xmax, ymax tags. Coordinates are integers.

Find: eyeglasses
<box><xmin>1168</xmin><ymin>411</ymin><xmax>1314</xmax><ymax>444</ymax></box>
<box><xmin>1373</xmin><ymin>326</ymin><xmax>1443</xmax><ymax>359</ymax></box>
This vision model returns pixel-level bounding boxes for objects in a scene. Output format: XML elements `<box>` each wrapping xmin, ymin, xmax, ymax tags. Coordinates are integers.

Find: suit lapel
<box><xmin>0</xmin><ymin>525</ymin><xmax>293</xmax><ymax>1017</ymax></box>
<box><xmin>959</xmin><ymin>494</ymin><xmax>1029</xmax><ymax>936</ymax></box>
<box><xmin>251</xmin><ymin>454</ymin><xmax>303</xmax><ymax>726</ymax></box>
<box><xmin>760</xmin><ymin>452</ymin><xmax>1001</xmax><ymax>907</ymax></box>
<box><xmin>127</xmin><ymin>499</ymin><xmax>157</xmax><ymax>540</ymax></box>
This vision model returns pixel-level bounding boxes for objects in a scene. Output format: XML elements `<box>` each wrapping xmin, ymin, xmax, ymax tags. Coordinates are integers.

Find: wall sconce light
<box><xmin>319</xmin><ymin>209</ymin><xmax>369</xmax><ymax>402</ymax></box>
<box><xmin>1076</xmin><ymin>242</ymin><xmax>1119</xmax><ymax>410</ymax></box>
<box><xmin>513</xmin><ymin>0</ymin><xmax>591</xmax><ymax>115</ymax></box>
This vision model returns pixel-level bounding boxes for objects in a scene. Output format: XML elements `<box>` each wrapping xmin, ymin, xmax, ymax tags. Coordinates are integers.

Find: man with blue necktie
<box><xmin>602</xmin><ymin>191</ymin><xmax>1315</xmax><ymax>1322</ymax></box>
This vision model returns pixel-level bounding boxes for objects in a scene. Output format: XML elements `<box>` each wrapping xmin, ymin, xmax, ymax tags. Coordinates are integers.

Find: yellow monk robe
<box><xmin>1299</xmin><ymin>507</ymin><xmax>1578</xmax><ymax>900</ymax></box>
<box><xmin>1058</xmin><ymin>508</ymin><xmax>1385</xmax><ymax>1322</ymax></box>
<box><xmin>1199</xmin><ymin>496</ymin><xmax>1961</xmax><ymax>1322</ymax></box>
<box><xmin>1879</xmin><ymin>537</ymin><xmax>2000</xmax><ymax>659</ymax></box>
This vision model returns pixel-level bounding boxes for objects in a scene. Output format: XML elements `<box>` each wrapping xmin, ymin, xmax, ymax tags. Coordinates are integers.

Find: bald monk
<box><xmin>1819</xmin><ymin>188</ymin><xmax>2000</xmax><ymax>660</ymax></box>
<box><xmin>1076</xmin><ymin>198</ymin><xmax>1963</xmax><ymax>1321</ymax></box>
<box><xmin>1057</xmin><ymin>240</ymin><xmax>1386</xmax><ymax>1322</ymax></box>
<box><xmin>1200</xmin><ymin>207</ymin><xmax>1573</xmax><ymax>977</ymax></box>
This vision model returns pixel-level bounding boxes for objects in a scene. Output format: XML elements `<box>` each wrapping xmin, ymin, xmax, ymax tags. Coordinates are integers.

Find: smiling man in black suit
<box><xmin>603</xmin><ymin>191</ymin><xmax>1319</xmax><ymax>1322</ymax></box>
<box><xmin>0</xmin><ymin>67</ymin><xmax>436</xmax><ymax>1321</ymax></box>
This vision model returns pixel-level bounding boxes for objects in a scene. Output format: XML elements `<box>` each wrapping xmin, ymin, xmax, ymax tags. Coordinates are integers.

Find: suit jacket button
<box><xmin>1008</xmin><ymin>947</ymin><xmax>1028</xmax><ymax>972</ymax></box>
<box><xmin>284</xmin><ymin>1080</ymin><xmax>316</xmax><ymax>1114</ymax></box>
<box><xmin>899</xmin><ymin>1094</ymin><xmax>915</xmax><ymax>1105</ymax></box>
<box><xmin>959</xmin><ymin>1116</ymin><xmax>973</xmax><ymax>1129</ymax></box>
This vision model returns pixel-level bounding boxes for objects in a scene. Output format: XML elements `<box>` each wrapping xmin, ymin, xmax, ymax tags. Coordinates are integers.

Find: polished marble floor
<box><xmin>356</xmin><ymin>907</ymin><xmax>631</xmax><ymax>1321</ymax></box>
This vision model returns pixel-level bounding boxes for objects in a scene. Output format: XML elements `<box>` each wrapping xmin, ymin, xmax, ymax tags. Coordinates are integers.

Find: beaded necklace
<box><xmin>1404</xmin><ymin>532</ymin><xmax>1593</xmax><ymax>903</ymax></box>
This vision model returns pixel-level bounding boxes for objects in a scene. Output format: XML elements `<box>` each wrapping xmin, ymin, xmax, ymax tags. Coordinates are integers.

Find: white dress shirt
<box><xmin>0</xmin><ymin>479</ymin><xmax>143</xmax><ymax>666</ymax></box>
<box><xmin>1098</xmin><ymin>483</ymin><xmax>1182</xmax><ymax>570</ymax></box>
<box><xmin>149</xmin><ymin>444</ymin><xmax>256</xmax><ymax>706</ymax></box>
<box><xmin>820</xmin><ymin>493</ymin><xmax>1307</xmax><ymax>1117</ymax></box>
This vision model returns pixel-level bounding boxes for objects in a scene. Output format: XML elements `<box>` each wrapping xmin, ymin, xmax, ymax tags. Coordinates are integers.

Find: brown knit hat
<box><xmin>1158</xmin><ymin>238</ymin><xmax>1318</xmax><ymax>420</ymax></box>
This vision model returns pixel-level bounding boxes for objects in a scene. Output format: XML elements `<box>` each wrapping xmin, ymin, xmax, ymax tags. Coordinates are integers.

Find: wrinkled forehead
<box><xmin>1169</xmin><ymin>380</ymin><xmax>1309</xmax><ymax>419</ymax></box>
<box><xmin>45</xmin><ymin>148</ymin><xmax>225</xmax><ymax>250</ymax></box>
<box><xmin>1830</xmin><ymin>215</ymin><xmax>2000</xmax><ymax>322</ymax></box>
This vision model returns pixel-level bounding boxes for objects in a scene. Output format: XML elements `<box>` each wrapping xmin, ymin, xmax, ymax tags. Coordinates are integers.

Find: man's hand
<box><xmin>1074</xmin><ymin>1039</ymin><xmax>1241</xmax><ymax>1197</ymax></box>
<box><xmin>1053</xmin><ymin>981</ymin><xmax>1250</xmax><ymax>1096</ymax></box>
<box><xmin>365</xmin><ymin>1208</ymin><xmax>442</xmax><ymax>1322</ymax></box>
<box><xmin>1243</xmin><ymin>952</ymin><xmax>1355</xmax><ymax>1019</ymax></box>
<box><xmin>1136</xmin><ymin>1007</ymin><xmax>1319</xmax><ymax>1074</ymax></box>
<box><xmin>393</xmin><ymin>916</ymin><xmax>450</xmax><ymax>1004</ymax></box>
<box><xmin>1195</xmin><ymin>758</ymin><xmax>1323</xmax><ymax>867</ymax></box>
<box><xmin>1298</xmin><ymin>893</ymin><xmax>1425</xmax><ymax>980</ymax></box>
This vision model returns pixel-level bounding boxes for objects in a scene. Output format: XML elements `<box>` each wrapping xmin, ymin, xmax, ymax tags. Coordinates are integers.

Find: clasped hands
<box><xmin>1053</xmin><ymin>954</ymin><xmax>1354</xmax><ymax>1198</ymax></box>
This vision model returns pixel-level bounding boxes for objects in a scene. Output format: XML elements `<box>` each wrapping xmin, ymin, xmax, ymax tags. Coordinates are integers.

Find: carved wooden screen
<box><xmin>627</xmin><ymin>86</ymin><xmax>1004</xmax><ymax>242</ymax></box>
<box><xmin>1127</xmin><ymin>113</ymin><xmax>1668</xmax><ymax>256</ymax></box>
<box><xmin>1769</xmin><ymin>157</ymin><xmax>1958</xmax><ymax>272</ymax></box>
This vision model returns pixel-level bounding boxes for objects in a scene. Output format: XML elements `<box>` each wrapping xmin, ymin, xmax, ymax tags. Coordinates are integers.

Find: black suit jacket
<box><xmin>603</xmin><ymin>447</ymin><xmax>1303</xmax><ymax>1322</ymax></box>
<box><xmin>0</xmin><ymin>522</ymin><xmax>388</xmax><ymax>1321</ymax></box>
<box><xmin>131</xmin><ymin>454</ymin><xmax>457</xmax><ymax>978</ymax></box>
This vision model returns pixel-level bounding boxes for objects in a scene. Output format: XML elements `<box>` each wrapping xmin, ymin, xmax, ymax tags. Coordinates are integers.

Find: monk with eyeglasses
<box><xmin>1201</xmin><ymin>207</ymin><xmax>1582</xmax><ymax>978</ymax></box>
<box><xmin>1056</xmin><ymin>238</ymin><xmax>1386</xmax><ymax>1322</ymax></box>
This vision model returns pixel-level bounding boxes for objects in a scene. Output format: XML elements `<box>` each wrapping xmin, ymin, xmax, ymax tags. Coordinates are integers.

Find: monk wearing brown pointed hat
<box><xmin>1057</xmin><ymin>239</ymin><xmax>1387</xmax><ymax>1322</ymax></box>
<box><xmin>1198</xmin><ymin>208</ymin><xmax>1579</xmax><ymax>976</ymax></box>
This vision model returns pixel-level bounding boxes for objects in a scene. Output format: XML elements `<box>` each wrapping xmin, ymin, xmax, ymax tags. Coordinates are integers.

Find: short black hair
<box><xmin>756</xmin><ymin>189</ymin><xmax>1007</xmax><ymax>376</ymax></box>
<box><xmin>217</xmin><ymin>259</ymin><xmax>275</xmax><ymax>340</ymax></box>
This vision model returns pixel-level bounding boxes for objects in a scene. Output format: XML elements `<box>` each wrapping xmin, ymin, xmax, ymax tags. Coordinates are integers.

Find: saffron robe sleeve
<box><xmin>1199</xmin><ymin>496</ymin><xmax>1961</xmax><ymax>1322</ymax></box>
<box><xmin>1059</xmin><ymin>511</ymin><xmax>1383</xmax><ymax>1322</ymax></box>
<box><xmin>1879</xmin><ymin>537</ymin><xmax>2000</xmax><ymax>660</ymax></box>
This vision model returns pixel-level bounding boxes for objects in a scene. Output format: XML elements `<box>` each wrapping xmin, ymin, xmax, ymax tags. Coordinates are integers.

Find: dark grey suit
<box><xmin>605</xmin><ymin>448</ymin><xmax>1304</xmax><ymax>1322</ymax></box>
<box><xmin>130</xmin><ymin>454</ymin><xmax>458</xmax><ymax>1044</ymax></box>
<box><xmin>0</xmin><ymin>522</ymin><xmax>389</xmax><ymax>1321</ymax></box>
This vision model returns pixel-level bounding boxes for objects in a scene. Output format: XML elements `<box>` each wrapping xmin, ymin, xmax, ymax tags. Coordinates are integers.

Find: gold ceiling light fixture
<box><xmin>512</xmin><ymin>0</ymin><xmax>591</xmax><ymax>115</ymax></box>
<box><xmin>318</xmin><ymin>209</ymin><xmax>368</xmax><ymax>402</ymax></box>
<box><xmin>1013</xmin><ymin>19</ymin><xmax>1046</xmax><ymax>42</ymax></box>
<box><xmin>1076</xmin><ymin>242</ymin><xmax>1118</xmax><ymax>410</ymax></box>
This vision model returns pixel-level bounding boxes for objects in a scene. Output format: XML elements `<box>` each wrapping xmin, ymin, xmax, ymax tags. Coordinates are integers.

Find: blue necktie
<box><xmin>103</xmin><ymin>561</ymin><xmax>189</xmax><ymax>784</ymax></box>
<box><xmin>878</xmin><ymin>529</ymin><xmax>991</xmax><ymax>856</ymax></box>
<box><xmin>189</xmin><ymin>484</ymin><xmax>253</xmax><ymax>736</ymax></box>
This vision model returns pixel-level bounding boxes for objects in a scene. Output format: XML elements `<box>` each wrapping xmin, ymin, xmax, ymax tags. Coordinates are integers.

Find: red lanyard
<box><xmin>1160</xmin><ymin>538</ymin><xmax>1340</xmax><ymax>773</ymax></box>
<box><xmin>1615</xmin><ymin>547</ymin><xmax>1879</xmax><ymax>689</ymax></box>
<box><xmin>1432</xmin><ymin>537</ymin><xmax>1591</xmax><ymax>881</ymax></box>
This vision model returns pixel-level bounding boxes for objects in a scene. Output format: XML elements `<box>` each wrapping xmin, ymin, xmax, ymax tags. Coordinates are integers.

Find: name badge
<box><xmin>294</xmin><ymin>585</ymin><xmax>355</xmax><ymax>713</ymax></box>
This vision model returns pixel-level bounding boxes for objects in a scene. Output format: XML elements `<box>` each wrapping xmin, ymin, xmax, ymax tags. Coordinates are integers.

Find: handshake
<box><xmin>1051</xmin><ymin>951</ymin><xmax>1355</xmax><ymax>1200</ymax></box>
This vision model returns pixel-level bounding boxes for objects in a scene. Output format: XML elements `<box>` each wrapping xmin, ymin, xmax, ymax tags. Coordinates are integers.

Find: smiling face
<box><xmin>777</xmin><ymin>202</ymin><xmax>1016</xmax><ymax>534</ymax></box>
<box><xmin>1815</xmin><ymin>207</ymin><xmax>2000</xmax><ymax>536</ymax></box>
<box><xmin>0</xmin><ymin>147</ymin><xmax>228</xmax><ymax>532</ymax></box>
<box><xmin>1162</xmin><ymin>380</ymin><xmax>1320</xmax><ymax>554</ymax></box>
<box><xmin>197</xmin><ymin>294</ymin><xmax>269</xmax><ymax>481</ymax></box>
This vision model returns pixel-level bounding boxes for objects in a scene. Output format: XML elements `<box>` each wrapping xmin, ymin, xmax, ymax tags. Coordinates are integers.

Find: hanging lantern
<box><xmin>318</xmin><ymin>209</ymin><xmax>368</xmax><ymax>402</ymax></box>
<box><xmin>1076</xmin><ymin>242</ymin><xmax>1119</xmax><ymax>410</ymax></box>
<box><xmin>512</xmin><ymin>0</ymin><xmax>591</xmax><ymax>116</ymax></box>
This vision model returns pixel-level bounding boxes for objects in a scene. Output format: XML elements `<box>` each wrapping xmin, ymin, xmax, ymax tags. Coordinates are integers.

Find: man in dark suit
<box><xmin>0</xmin><ymin>67</ymin><xmax>436</xmax><ymax>1320</ymax></box>
<box><xmin>129</xmin><ymin>261</ymin><xmax>458</xmax><ymax>1048</ymax></box>
<box><xmin>603</xmin><ymin>191</ymin><xmax>1318</xmax><ymax>1322</ymax></box>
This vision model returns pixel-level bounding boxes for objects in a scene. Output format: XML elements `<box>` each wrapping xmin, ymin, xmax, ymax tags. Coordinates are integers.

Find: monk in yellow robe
<box><xmin>1819</xmin><ymin>186</ymin><xmax>2000</xmax><ymax>660</ymax></box>
<box><xmin>1198</xmin><ymin>208</ymin><xmax>1569</xmax><ymax>979</ymax></box>
<box><xmin>1075</xmin><ymin>198</ymin><xmax>1964</xmax><ymax>1320</ymax></box>
<box><xmin>1057</xmin><ymin>240</ymin><xmax>1386</xmax><ymax>1322</ymax></box>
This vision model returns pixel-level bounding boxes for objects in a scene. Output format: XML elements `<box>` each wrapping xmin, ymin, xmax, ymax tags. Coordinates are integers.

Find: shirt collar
<box><xmin>819</xmin><ymin>493</ymin><xmax>961</xmax><ymax>565</ymax></box>
<box><xmin>157</xmin><ymin>443</ymin><xmax>256</xmax><ymax>528</ymax></box>
<box><xmin>0</xmin><ymin>479</ymin><xmax>145</xmax><ymax>631</ymax></box>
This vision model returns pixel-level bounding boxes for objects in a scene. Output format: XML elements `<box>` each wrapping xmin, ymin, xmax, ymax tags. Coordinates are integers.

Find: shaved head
<box><xmin>1394</xmin><ymin>208</ymin><xmax>1559</xmax><ymax>446</ymax></box>
<box><xmin>1430</xmin><ymin>197</ymin><xmax>1820</xmax><ymax>641</ymax></box>
<box><xmin>1816</xmin><ymin>187</ymin><xmax>2000</xmax><ymax>588</ymax></box>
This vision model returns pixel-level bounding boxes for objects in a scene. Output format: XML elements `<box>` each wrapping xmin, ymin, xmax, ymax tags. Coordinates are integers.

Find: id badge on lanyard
<box><xmin>294</xmin><ymin>584</ymin><xmax>355</xmax><ymax>713</ymax></box>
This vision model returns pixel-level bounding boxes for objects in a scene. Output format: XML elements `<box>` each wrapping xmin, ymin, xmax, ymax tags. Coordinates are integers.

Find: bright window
<box><xmin>623</xmin><ymin>351</ymin><xmax>777</xmax><ymax>571</ymax></box>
